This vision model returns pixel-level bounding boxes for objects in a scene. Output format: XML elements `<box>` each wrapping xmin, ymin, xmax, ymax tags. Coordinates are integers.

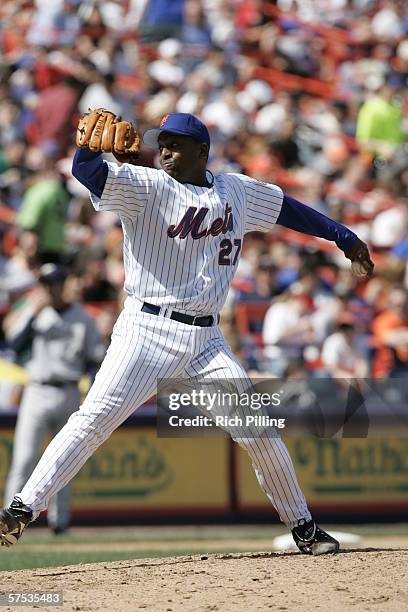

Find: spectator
<box><xmin>75</xmin><ymin>245</ymin><xmax>118</xmax><ymax>303</ymax></box>
<box><xmin>356</xmin><ymin>84</ymin><xmax>405</xmax><ymax>157</ymax></box>
<box><xmin>321</xmin><ymin>318</ymin><xmax>369</xmax><ymax>378</ymax></box>
<box><xmin>53</xmin><ymin>0</ymin><xmax>82</xmax><ymax>47</ymax></box>
<box><xmin>16</xmin><ymin>152</ymin><xmax>70</xmax><ymax>264</ymax></box>
<box><xmin>182</xmin><ymin>0</ymin><xmax>212</xmax><ymax>54</ymax></box>
<box><xmin>263</xmin><ymin>289</ymin><xmax>315</xmax><ymax>376</ymax></box>
<box><xmin>32</xmin><ymin>75</ymin><xmax>81</xmax><ymax>156</ymax></box>
<box><xmin>0</xmin><ymin>231</ymin><xmax>41</xmax><ymax>297</ymax></box>
<box><xmin>147</xmin><ymin>38</ymin><xmax>185</xmax><ymax>88</ymax></box>
<box><xmin>201</xmin><ymin>87</ymin><xmax>246</xmax><ymax>137</ymax></box>
<box><xmin>372</xmin><ymin>286</ymin><xmax>408</xmax><ymax>377</ymax></box>
<box><xmin>139</xmin><ymin>0</ymin><xmax>184</xmax><ymax>42</ymax></box>
<box><xmin>78</xmin><ymin>72</ymin><xmax>122</xmax><ymax>117</ymax></box>
<box><xmin>370</xmin><ymin>198</ymin><xmax>408</xmax><ymax>249</ymax></box>
<box><xmin>235</xmin><ymin>257</ymin><xmax>279</xmax><ymax>303</ymax></box>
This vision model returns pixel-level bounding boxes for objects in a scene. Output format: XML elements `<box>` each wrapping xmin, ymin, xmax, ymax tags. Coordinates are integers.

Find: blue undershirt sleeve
<box><xmin>277</xmin><ymin>194</ymin><xmax>358</xmax><ymax>252</ymax></box>
<box><xmin>72</xmin><ymin>148</ymin><xmax>108</xmax><ymax>198</ymax></box>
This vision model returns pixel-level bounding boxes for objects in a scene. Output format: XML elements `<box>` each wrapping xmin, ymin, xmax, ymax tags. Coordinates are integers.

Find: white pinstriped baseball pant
<box><xmin>19</xmin><ymin>298</ymin><xmax>312</xmax><ymax>528</ymax></box>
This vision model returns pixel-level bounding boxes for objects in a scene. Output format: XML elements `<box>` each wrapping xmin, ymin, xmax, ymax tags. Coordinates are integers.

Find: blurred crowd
<box><xmin>0</xmin><ymin>0</ymin><xmax>407</xmax><ymax>408</ymax></box>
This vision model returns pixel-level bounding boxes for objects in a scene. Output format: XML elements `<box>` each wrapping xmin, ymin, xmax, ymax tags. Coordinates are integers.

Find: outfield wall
<box><xmin>1</xmin><ymin>412</ymin><xmax>407</xmax><ymax>524</ymax></box>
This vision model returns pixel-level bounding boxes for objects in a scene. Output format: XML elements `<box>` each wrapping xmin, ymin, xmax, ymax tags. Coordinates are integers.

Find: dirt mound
<box><xmin>2</xmin><ymin>548</ymin><xmax>408</xmax><ymax>611</ymax></box>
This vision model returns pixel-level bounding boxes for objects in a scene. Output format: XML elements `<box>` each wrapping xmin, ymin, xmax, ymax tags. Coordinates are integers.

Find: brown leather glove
<box><xmin>76</xmin><ymin>108</ymin><xmax>140</xmax><ymax>156</ymax></box>
<box><xmin>344</xmin><ymin>238</ymin><xmax>375</xmax><ymax>278</ymax></box>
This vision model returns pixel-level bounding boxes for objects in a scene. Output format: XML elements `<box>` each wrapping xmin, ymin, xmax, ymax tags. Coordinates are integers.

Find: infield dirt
<box><xmin>2</xmin><ymin>544</ymin><xmax>408</xmax><ymax>611</ymax></box>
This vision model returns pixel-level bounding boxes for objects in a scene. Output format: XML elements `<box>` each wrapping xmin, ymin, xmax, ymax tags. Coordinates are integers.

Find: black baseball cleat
<box><xmin>0</xmin><ymin>497</ymin><xmax>33</xmax><ymax>547</ymax></box>
<box><xmin>292</xmin><ymin>519</ymin><xmax>339</xmax><ymax>556</ymax></box>
<box><xmin>51</xmin><ymin>525</ymin><xmax>68</xmax><ymax>536</ymax></box>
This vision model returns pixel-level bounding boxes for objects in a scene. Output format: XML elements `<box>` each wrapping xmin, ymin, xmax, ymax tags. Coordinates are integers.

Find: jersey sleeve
<box><xmin>90</xmin><ymin>162</ymin><xmax>158</xmax><ymax>220</ymax></box>
<box><xmin>233</xmin><ymin>174</ymin><xmax>284</xmax><ymax>233</ymax></box>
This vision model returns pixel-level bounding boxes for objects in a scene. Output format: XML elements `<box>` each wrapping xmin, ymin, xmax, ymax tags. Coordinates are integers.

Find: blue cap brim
<box><xmin>143</xmin><ymin>128</ymin><xmax>209</xmax><ymax>149</ymax></box>
<box><xmin>142</xmin><ymin>128</ymin><xmax>161</xmax><ymax>148</ymax></box>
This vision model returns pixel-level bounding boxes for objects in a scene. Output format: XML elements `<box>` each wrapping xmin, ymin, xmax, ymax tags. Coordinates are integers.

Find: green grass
<box><xmin>4</xmin><ymin>525</ymin><xmax>287</xmax><ymax>546</ymax></box>
<box><xmin>7</xmin><ymin>523</ymin><xmax>408</xmax><ymax>545</ymax></box>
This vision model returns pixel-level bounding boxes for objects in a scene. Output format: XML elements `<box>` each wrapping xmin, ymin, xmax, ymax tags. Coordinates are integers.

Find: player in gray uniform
<box><xmin>3</xmin><ymin>264</ymin><xmax>105</xmax><ymax>534</ymax></box>
<box><xmin>0</xmin><ymin>113</ymin><xmax>373</xmax><ymax>554</ymax></box>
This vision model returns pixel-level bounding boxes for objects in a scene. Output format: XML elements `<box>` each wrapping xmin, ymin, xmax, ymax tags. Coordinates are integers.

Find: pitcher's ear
<box><xmin>199</xmin><ymin>142</ymin><xmax>209</xmax><ymax>160</ymax></box>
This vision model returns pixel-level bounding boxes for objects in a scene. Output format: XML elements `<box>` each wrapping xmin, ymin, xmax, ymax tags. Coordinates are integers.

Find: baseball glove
<box><xmin>344</xmin><ymin>237</ymin><xmax>375</xmax><ymax>278</ymax></box>
<box><xmin>76</xmin><ymin>108</ymin><xmax>140</xmax><ymax>157</ymax></box>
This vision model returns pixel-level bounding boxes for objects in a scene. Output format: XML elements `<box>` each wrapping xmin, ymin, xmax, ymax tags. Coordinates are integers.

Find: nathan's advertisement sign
<box><xmin>0</xmin><ymin>427</ymin><xmax>229</xmax><ymax>514</ymax></box>
<box><xmin>0</xmin><ymin>431</ymin><xmax>13</xmax><ymax>491</ymax></box>
<box><xmin>2</xmin><ymin>417</ymin><xmax>408</xmax><ymax>520</ymax></box>
<box><xmin>237</xmin><ymin>437</ymin><xmax>408</xmax><ymax>509</ymax></box>
<box><xmin>72</xmin><ymin>429</ymin><xmax>229</xmax><ymax>511</ymax></box>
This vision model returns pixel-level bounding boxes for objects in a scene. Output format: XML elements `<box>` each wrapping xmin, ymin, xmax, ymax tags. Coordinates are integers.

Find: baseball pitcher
<box><xmin>0</xmin><ymin>111</ymin><xmax>374</xmax><ymax>554</ymax></box>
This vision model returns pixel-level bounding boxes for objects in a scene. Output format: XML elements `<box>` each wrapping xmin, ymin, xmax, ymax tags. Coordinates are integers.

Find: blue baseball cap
<box><xmin>143</xmin><ymin>113</ymin><xmax>210</xmax><ymax>149</ymax></box>
<box><xmin>39</xmin><ymin>263</ymin><xmax>68</xmax><ymax>285</ymax></box>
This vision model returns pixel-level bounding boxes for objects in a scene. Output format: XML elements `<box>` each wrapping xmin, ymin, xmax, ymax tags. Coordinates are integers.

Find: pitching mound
<box><xmin>2</xmin><ymin>548</ymin><xmax>408</xmax><ymax>611</ymax></box>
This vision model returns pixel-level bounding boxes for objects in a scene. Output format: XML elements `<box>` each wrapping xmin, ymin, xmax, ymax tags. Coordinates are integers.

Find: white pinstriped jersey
<box><xmin>91</xmin><ymin>164</ymin><xmax>283</xmax><ymax>315</ymax></box>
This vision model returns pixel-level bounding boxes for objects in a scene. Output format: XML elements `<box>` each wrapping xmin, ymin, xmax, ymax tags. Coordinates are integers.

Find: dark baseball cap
<box><xmin>143</xmin><ymin>113</ymin><xmax>210</xmax><ymax>149</ymax></box>
<box><xmin>38</xmin><ymin>263</ymin><xmax>68</xmax><ymax>285</ymax></box>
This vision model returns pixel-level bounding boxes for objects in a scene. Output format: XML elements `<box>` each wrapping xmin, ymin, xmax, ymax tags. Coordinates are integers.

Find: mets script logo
<box><xmin>160</xmin><ymin>115</ymin><xmax>169</xmax><ymax>127</ymax></box>
<box><xmin>168</xmin><ymin>204</ymin><xmax>233</xmax><ymax>239</ymax></box>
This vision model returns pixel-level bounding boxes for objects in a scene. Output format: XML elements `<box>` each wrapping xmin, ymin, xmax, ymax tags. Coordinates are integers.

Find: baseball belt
<box><xmin>141</xmin><ymin>302</ymin><xmax>218</xmax><ymax>327</ymax></box>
